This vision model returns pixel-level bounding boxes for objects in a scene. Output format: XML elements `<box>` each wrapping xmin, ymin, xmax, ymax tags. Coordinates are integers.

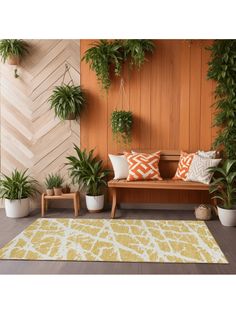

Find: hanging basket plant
<box><xmin>111</xmin><ymin>110</ymin><xmax>133</xmax><ymax>145</ymax></box>
<box><xmin>0</xmin><ymin>39</ymin><xmax>29</xmax><ymax>78</ymax></box>
<box><xmin>49</xmin><ymin>84</ymin><xmax>86</xmax><ymax>121</ymax></box>
<box><xmin>82</xmin><ymin>40</ymin><xmax>123</xmax><ymax>91</ymax></box>
<box><xmin>207</xmin><ymin>40</ymin><xmax>236</xmax><ymax>159</ymax></box>
<box><xmin>82</xmin><ymin>39</ymin><xmax>155</xmax><ymax>91</ymax></box>
<box><xmin>123</xmin><ymin>39</ymin><xmax>155</xmax><ymax>69</ymax></box>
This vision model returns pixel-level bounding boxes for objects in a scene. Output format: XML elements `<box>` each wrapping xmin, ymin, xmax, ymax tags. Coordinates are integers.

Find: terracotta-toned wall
<box><xmin>80</xmin><ymin>40</ymin><xmax>215</xmax><ymax>204</ymax></box>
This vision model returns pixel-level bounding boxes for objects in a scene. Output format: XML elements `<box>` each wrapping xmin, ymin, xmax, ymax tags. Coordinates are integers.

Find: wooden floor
<box><xmin>0</xmin><ymin>206</ymin><xmax>236</xmax><ymax>274</ymax></box>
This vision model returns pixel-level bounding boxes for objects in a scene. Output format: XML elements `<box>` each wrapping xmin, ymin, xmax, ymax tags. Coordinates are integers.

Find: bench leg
<box><xmin>111</xmin><ymin>188</ymin><xmax>117</xmax><ymax>219</ymax></box>
<box><xmin>41</xmin><ymin>193</ymin><xmax>45</xmax><ymax>217</ymax></box>
<box><xmin>73</xmin><ymin>193</ymin><xmax>79</xmax><ymax>217</ymax></box>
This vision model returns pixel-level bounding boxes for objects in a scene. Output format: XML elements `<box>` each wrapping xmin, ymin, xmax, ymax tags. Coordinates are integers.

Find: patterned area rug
<box><xmin>0</xmin><ymin>219</ymin><xmax>228</xmax><ymax>263</ymax></box>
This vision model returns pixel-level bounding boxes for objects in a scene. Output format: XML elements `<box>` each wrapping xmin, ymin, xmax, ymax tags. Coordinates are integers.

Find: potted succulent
<box><xmin>49</xmin><ymin>84</ymin><xmax>86</xmax><ymax>120</ymax></box>
<box><xmin>0</xmin><ymin>39</ymin><xmax>29</xmax><ymax>65</ymax></box>
<box><xmin>52</xmin><ymin>173</ymin><xmax>64</xmax><ymax>196</ymax></box>
<box><xmin>66</xmin><ymin>145</ymin><xmax>110</xmax><ymax>212</ymax></box>
<box><xmin>111</xmin><ymin>110</ymin><xmax>133</xmax><ymax>145</ymax></box>
<box><xmin>209</xmin><ymin>160</ymin><xmax>236</xmax><ymax>226</ymax></box>
<box><xmin>44</xmin><ymin>174</ymin><xmax>55</xmax><ymax>196</ymax></box>
<box><xmin>0</xmin><ymin>169</ymin><xmax>39</xmax><ymax>218</ymax></box>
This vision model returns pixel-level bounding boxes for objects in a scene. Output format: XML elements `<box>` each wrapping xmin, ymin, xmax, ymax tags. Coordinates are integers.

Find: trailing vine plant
<box><xmin>207</xmin><ymin>40</ymin><xmax>236</xmax><ymax>159</ymax></box>
<box><xmin>111</xmin><ymin>110</ymin><xmax>133</xmax><ymax>145</ymax></box>
<box><xmin>82</xmin><ymin>40</ymin><xmax>155</xmax><ymax>91</ymax></box>
<box><xmin>82</xmin><ymin>40</ymin><xmax>123</xmax><ymax>91</ymax></box>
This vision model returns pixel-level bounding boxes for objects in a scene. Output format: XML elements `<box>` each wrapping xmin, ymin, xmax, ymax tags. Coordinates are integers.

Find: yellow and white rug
<box><xmin>0</xmin><ymin>219</ymin><xmax>228</xmax><ymax>263</ymax></box>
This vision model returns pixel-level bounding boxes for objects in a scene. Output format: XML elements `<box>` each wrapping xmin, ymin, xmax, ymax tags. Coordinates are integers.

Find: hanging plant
<box><xmin>111</xmin><ymin>110</ymin><xmax>133</xmax><ymax>145</ymax></box>
<box><xmin>49</xmin><ymin>84</ymin><xmax>86</xmax><ymax>120</ymax></box>
<box><xmin>82</xmin><ymin>40</ymin><xmax>123</xmax><ymax>91</ymax></box>
<box><xmin>82</xmin><ymin>39</ymin><xmax>155</xmax><ymax>91</ymax></box>
<box><xmin>0</xmin><ymin>39</ymin><xmax>29</xmax><ymax>78</ymax></box>
<box><xmin>123</xmin><ymin>39</ymin><xmax>155</xmax><ymax>69</ymax></box>
<box><xmin>207</xmin><ymin>40</ymin><xmax>236</xmax><ymax>159</ymax></box>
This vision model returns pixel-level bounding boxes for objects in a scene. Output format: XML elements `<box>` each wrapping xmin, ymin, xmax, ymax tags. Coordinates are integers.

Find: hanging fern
<box><xmin>207</xmin><ymin>40</ymin><xmax>236</xmax><ymax>159</ymax></box>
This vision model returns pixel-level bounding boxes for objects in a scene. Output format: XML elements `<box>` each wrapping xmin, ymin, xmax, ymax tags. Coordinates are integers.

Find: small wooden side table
<box><xmin>41</xmin><ymin>192</ymin><xmax>80</xmax><ymax>217</ymax></box>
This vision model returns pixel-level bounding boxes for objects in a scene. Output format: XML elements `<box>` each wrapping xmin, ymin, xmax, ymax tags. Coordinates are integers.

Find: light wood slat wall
<box><xmin>0</xmin><ymin>40</ymin><xmax>81</xmax><ymax>208</ymax></box>
<box><xmin>80</xmin><ymin>39</ymin><xmax>216</xmax><ymax>204</ymax></box>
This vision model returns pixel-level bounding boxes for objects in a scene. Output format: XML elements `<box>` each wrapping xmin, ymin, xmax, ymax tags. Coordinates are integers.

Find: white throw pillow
<box><xmin>108</xmin><ymin>154</ymin><xmax>129</xmax><ymax>179</ymax></box>
<box><xmin>186</xmin><ymin>155</ymin><xmax>221</xmax><ymax>184</ymax></box>
<box><xmin>197</xmin><ymin>150</ymin><xmax>216</xmax><ymax>159</ymax></box>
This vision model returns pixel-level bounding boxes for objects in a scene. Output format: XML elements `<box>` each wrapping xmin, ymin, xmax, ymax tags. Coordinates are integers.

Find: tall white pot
<box><xmin>217</xmin><ymin>206</ymin><xmax>236</xmax><ymax>227</ymax></box>
<box><xmin>85</xmin><ymin>195</ymin><xmax>104</xmax><ymax>212</ymax></box>
<box><xmin>5</xmin><ymin>198</ymin><xmax>30</xmax><ymax>218</ymax></box>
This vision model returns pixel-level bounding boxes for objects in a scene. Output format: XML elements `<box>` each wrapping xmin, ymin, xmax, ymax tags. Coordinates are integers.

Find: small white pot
<box><xmin>85</xmin><ymin>195</ymin><xmax>104</xmax><ymax>212</ymax></box>
<box><xmin>217</xmin><ymin>206</ymin><xmax>236</xmax><ymax>227</ymax></box>
<box><xmin>5</xmin><ymin>198</ymin><xmax>30</xmax><ymax>218</ymax></box>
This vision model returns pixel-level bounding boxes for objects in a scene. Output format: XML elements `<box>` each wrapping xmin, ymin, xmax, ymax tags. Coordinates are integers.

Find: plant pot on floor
<box><xmin>5</xmin><ymin>198</ymin><xmax>30</xmax><ymax>218</ymax></box>
<box><xmin>54</xmin><ymin>187</ymin><xmax>62</xmax><ymax>196</ymax></box>
<box><xmin>85</xmin><ymin>195</ymin><xmax>104</xmax><ymax>212</ymax></box>
<box><xmin>217</xmin><ymin>206</ymin><xmax>236</xmax><ymax>227</ymax></box>
<box><xmin>46</xmin><ymin>189</ymin><xmax>54</xmax><ymax>196</ymax></box>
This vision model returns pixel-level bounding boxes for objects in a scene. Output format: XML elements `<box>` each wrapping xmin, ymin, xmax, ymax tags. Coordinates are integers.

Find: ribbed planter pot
<box><xmin>5</xmin><ymin>198</ymin><xmax>29</xmax><ymax>218</ymax></box>
<box><xmin>85</xmin><ymin>195</ymin><xmax>104</xmax><ymax>212</ymax></box>
<box><xmin>217</xmin><ymin>206</ymin><xmax>236</xmax><ymax>227</ymax></box>
<box><xmin>53</xmin><ymin>187</ymin><xmax>62</xmax><ymax>196</ymax></box>
<box><xmin>7</xmin><ymin>55</ymin><xmax>20</xmax><ymax>65</ymax></box>
<box><xmin>65</xmin><ymin>113</ymin><xmax>76</xmax><ymax>120</ymax></box>
<box><xmin>46</xmin><ymin>189</ymin><xmax>54</xmax><ymax>196</ymax></box>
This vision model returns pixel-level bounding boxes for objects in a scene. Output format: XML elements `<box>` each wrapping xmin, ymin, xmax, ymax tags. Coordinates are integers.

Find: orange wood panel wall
<box><xmin>80</xmin><ymin>40</ymin><xmax>215</xmax><ymax>204</ymax></box>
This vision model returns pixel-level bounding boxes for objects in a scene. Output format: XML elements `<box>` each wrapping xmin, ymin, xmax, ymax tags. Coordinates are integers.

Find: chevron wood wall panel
<box><xmin>0</xmin><ymin>40</ymin><xmax>81</xmax><ymax>208</ymax></box>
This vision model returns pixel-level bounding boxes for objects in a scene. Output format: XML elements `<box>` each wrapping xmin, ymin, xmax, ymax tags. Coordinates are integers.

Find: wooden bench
<box><xmin>108</xmin><ymin>150</ymin><xmax>216</xmax><ymax>218</ymax></box>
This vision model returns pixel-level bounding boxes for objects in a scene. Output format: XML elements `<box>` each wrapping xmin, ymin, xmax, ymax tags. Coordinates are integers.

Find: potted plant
<box><xmin>123</xmin><ymin>39</ymin><xmax>155</xmax><ymax>69</ymax></box>
<box><xmin>44</xmin><ymin>174</ymin><xmax>55</xmax><ymax>196</ymax></box>
<box><xmin>209</xmin><ymin>160</ymin><xmax>236</xmax><ymax>226</ymax></box>
<box><xmin>49</xmin><ymin>84</ymin><xmax>86</xmax><ymax>120</ymax></box>
<box><xmin>62</xmin><ymin>184</ymin><xmax>71</xmax><ymax>194</ymax></box>
<box><xmin>82</xmin><ymin>39</ymin><xmax>123</xmax><ymax>91</ymax></box>
<box><xmin>111</xmin><ymin>110</ymin><xmax>133</xmax><ymax>145</ymax></box>
<box><xmin>0</xmin><ymin>39</ymin><xmax>29</xmax><ymax>65</ymax></box>
<box><xmin>52</xmin><ymin>173</ymin><xmax>64</xmax><ymax>196</ymax></box>
<box><xmin>66</xmin><ymin>145</ymin><xmax>110</xmax><ymax>212</ymax></box>
<box><xmin>0</xmin><ymin>169</ymin><xmax>39</xmax><ymax>218</ymax></box>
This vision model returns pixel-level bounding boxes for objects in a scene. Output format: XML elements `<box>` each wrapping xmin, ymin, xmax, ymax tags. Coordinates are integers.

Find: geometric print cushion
<box><xmin>173</xmin><ymin>151</ymin><xmax>195</xmax><ymax>181</ymax></box>
<box><xmin>186</xmin><ymin>155</ymin><xmax>221</xmax><ymax>184</ymax></box>
<box><xmin>124</xmin><ymin>151</ymin><xmax>162</xmax><ymax>181</ymax></box>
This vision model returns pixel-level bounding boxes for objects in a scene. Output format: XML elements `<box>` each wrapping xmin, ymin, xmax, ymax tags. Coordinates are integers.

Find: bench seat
<box><xmin>108</xmin><ymin>179</ymin><xmax>209</xmax><ymax>191</ymax></box>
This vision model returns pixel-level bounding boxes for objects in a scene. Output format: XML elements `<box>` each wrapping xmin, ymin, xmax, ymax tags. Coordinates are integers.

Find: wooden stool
<box><xmin>41</xmin><ymin>192</ymin><xmax>80</xmax><ymax>217</ymax></box>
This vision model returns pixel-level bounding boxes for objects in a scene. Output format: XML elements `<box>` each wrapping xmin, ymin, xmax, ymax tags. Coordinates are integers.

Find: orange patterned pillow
<box><xmin>124</xmin><ymin>152</ymin><xmax>162</xmax><ymax>181</ymax></box>
<box><xmin>173</xmin><ymin>151</ymin><xmax>195</xmax><ymax>181</ymax></box>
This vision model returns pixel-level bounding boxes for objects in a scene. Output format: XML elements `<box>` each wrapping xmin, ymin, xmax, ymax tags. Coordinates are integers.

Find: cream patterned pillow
<box><xmin>197</xmin><ymin>150</ymin><xmax>217</xmax><ymax>159</ymax></box>
<box><xmin>186</xmin><ymin>155</ymin><xmax>221</xmax><ymax>184</ymax></box>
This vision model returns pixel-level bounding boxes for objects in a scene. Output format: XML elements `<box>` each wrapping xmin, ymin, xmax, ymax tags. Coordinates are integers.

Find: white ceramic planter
<box><xmin>85</xmin><ymin>195</ymin><xmax>104</xmax><ymax>212</ymax></box>
<box><xmin>217</xmin><ymin>206</ymin><xmax>236</xmax><ymax>227</ymax></box>
<box><xmin>5</xmin><ymin>198</ymin><xmax>30</xmax><ymax>218</ymax></box>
